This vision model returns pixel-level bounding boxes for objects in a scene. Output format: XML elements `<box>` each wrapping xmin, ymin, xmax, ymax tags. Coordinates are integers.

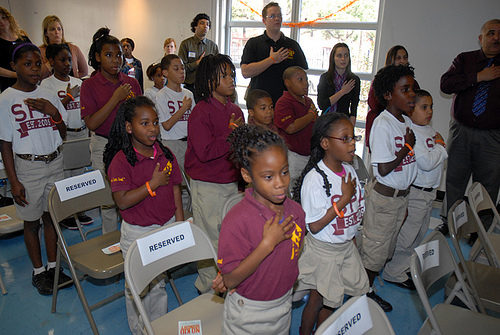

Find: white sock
<box><xmin>47</xmin><ymin>261</ymin><xmax>57</xmax><ymax>269</ymax></box>
<box><xmin>368</xmin><ymin>287</ymin><xmax>374</xmax><ymax>293</ymax></box>
<box><xmin>33</xmin><ymin>266</ymin><xmax>45</xmax><ymax>275</ymax></box>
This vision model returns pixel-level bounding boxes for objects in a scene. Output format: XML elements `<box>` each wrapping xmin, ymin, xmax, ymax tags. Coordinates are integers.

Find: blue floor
<box><xmin>0</xmin><ymin>207</ymin><xmax>474</xmax><ymax>334</ymax></box>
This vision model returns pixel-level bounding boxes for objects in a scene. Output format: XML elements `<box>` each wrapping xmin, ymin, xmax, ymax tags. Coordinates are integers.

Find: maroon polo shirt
<box><xmin>80</xmin><ymin>71</ymin><xmax>142</xmax><ymax>136</ymax></box>
<box><xmin>108</xmin><ymin>142</ymin><xmax>182</xmax><ymax>226</ymax></box>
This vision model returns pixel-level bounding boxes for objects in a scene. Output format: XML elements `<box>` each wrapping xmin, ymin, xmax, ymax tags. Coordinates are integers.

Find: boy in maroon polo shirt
<box><xmin>274</xmin><ymin>66</ymin><xmax>318</xmax><ymax>187</ymax></box>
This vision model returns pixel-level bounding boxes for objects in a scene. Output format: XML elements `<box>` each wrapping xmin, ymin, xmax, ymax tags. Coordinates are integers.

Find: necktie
<box><xmin>472</xmin><ymin>58</ymin><xmax>494</xmax><ymax>117</ymax></box>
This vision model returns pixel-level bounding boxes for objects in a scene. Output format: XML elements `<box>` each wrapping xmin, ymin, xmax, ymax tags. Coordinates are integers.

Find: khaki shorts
<box><xmin>14</xmin><ymin>154</ymin><xmax>64</xmax><ymax>221</ymax></box>
<box><xmin>297</xmin><ymin>234</ymin><xmax>369</xmax><ymax>308</ymax></box>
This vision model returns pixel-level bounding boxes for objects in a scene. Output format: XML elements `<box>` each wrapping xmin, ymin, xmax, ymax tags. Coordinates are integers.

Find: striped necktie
<box><xmin>472</xmin><ymin>58</ymin><xmax>494</xmax><ymax>117</ymax></box>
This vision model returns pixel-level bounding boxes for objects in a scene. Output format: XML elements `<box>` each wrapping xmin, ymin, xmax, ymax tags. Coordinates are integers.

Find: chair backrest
<box><xmin>315</xmin><ymin>295</ymin><xmax>395</xmax><ymax>335</ymax></box>
<box><xmin>468</xmin><ymin>181</ymin><xmax>500</xmax><ymax>234</ymax></box>
<box><xmin>352</xmin><ymin>154</ymin><xmax>370</xmax><ymax>184</ymax></box>
<box><xmin>62</xmin><ymin>137</ymin><xmax>91</xmax><ymax>170</ymax></box>
<box><xmin>48</xmin><ymin>171</ymin><xmax>114</xmax><ymax>224</ymax></box>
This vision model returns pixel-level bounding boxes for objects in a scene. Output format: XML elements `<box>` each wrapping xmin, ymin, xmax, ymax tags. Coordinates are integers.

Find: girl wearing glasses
<box><xmin>292</xmin><ymin>113</ymin><xmax>368</xmax><ymax>335</ymax></box>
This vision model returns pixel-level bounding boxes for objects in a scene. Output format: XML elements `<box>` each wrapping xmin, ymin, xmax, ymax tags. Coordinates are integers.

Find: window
<box><xmin>224</xmin><ymin>0</ymin><xmax>383</xmax><ymax>155</ymax></box>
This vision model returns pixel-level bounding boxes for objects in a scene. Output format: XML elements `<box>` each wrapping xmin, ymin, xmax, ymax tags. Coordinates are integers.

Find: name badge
<box><xmin>188</xmin><ymin>51</ymin><xmax>196</xmax><ymax>58</ymax></box>
<box><xmin>322</xmin><ymin>294</ymin><xmax>373</xmax><ymax>334</ymax></box>
<box><xmin>136</xmin><ymin>221</ymin><xmax>195</xmax><ymax>266</ymax></box>
<box><xmin>414</xmin><ymin>239</ymin><xmax>439</xmax><ymax>272</ymax></box>
<box><xmin>55</xmin><ymin>170</ymin><xmax>105</xmax><ymax>201</ymax></box>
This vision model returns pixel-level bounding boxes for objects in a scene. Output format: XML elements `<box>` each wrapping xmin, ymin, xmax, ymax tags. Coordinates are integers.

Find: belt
<box><xmin>16</xmin><ymin>146</ymin><xmax>62</xmax><ymax>164</ymax></box>
<box><xmin>373</xmin><ymin>181</ymin><xmax>410</xmax><ymax>197</ymax></box>
<box><xmin>67</xmin><ymin>125</ymin><xmax>87</xmax><ymax>132</ymax></box>
<box><xmin>95</xmin><ymin>133</ymin><xmax>108</xmax><ymax>139</ymax></box>
<box><xmin>179</xmin><ymin>137</ymin><xmax>187</xmax><ymax>142</ymax></box>
<box><xmin>411</xmin><ymin>184</ymin><xmax>434</xmax><ymax>192</ymax></box>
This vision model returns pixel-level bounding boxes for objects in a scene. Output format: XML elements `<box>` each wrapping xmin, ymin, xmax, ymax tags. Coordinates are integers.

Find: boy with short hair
<box><xmin>274</xmin><ymin>66</ymin><xmax>318</xmax><ymax>184</ymax></box>
<box><xmin>246</xmin><ymin>89</ymin><xmax>278</xmax><ymax>132</ymax></box>
<box><xmin>358</xmin><ymin>65</ymin><xmax>417</xmax><ymax>312</ymax></box>
<box><xmin>383</xmin><ymin>89</ymin><xmax>447</xmax><ymax>288</ymax></box>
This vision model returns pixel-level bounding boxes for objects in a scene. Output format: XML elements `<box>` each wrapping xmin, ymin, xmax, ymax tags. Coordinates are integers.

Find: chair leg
<box><xmin>0</xmin><ymin>270</ymin><xmax>7</xmax><ymax>295</ymax></box>
<box><xmin>51</xmin><ymin>245</ymin><xmax>62</xmax><ymax>313</ymax></box>
<box><xmin>71</xmin><ymin>263</ymin><xmax>100</xmax><ymax>335</ymax></box>
<box><xmin>167</xmin><ymin>270</ymin><xmax>183</xmax><ymax>306</ymax></box>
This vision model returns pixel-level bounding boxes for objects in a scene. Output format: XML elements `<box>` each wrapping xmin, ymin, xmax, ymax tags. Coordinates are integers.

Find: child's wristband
<box><xmin>228</xmin><ymin>122</ymin><xmax>238</xmax><ymax>129</ymax></box>
<box><xmin>51</xmin><ymin>113</ymin><xmax>62</xmax><ymax>124</ymax></box>
<box><xmin>435</xmin><ymin>139</ymin><xmax>446</xmax><ymax>148</ymax></box>
<box><xmin>146</xmin><ymin>181</ymin><xmax>156</xmax><ymax>197</ymax></box>
<box><xmin>308</xmin><ymin>110</ymin><xmax>317</xmax><ymax>121</ymax></box>
<box><xmin>270</xmin><ymin>56</ymin><xmax>276</xmax><ymax>64</ymax></box>
<box><xmin>404</xmin><ymin>143</ymin><xmax>414</xmax><ymax>156</ymax></box>
<box><xmin>66</xmin><ymin>93</ymin><xmax>75</xmax><ymax>101</ymax></box>
<box><xmin>333</xmin><ymin>202</ymin><xmax>344</xmax><ymax>218</ymax></box>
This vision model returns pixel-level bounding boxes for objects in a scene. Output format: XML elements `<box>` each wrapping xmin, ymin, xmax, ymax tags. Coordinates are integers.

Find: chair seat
<box><xmin>465</xmin><ymin>260</ymin><xmax>500</xmax><ymax>312</ymax></box>
<box><xmin>418</xmin><ymin>303</ymin><xmax>500</xmax><ymax>335</ymax></box>
<box><xmin>0</xmin><ymin>205</ymin><xmax>23</xmax><ymax>235</ymax></box>
<box><xmin>68</xmin><ymin>230</ymin><xmax>123</xmax><ymax>279</ymax></box>
<box><xmin>151</xmin><ymin>293</ymin><xmax>224</xmax><ymax>334</ymax></box>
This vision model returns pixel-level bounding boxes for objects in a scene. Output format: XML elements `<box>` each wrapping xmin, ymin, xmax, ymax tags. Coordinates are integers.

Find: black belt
<box><xmin>16</xmin><ymin>146</ymin><xmax>62</xmax><ymax>164</ymax></box>
<box><xmin>373</xmin><ymin>181</ymin><xmax>410</xmax><ymax>197</ymax></box>
<box><xmin>411</xmin><ymin>184</ymin><xmax>434</xmax><ymax>192</ymax></box>
<box><xmin>179</xmin><ymin>137</ymin><xmax>187</xmax><ymax>142</ymax></box>
<box><xmin>67</xmin><ymin>125</ymin><xmax>86</xmax><ymax>132</ymax></box>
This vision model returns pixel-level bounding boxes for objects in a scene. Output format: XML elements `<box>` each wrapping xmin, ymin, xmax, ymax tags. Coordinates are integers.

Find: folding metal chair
<box><xmin>448</xmin><ymin>200</ymin><xmax>500</xmax><ymax>314</ymax></box>
<box><xmin>410</xmin><ymin>231</ymin><xmax>500</xmax><ymax>335</ymax></box>
<box><xmin>315</xmin><ymin>295</ymin><xmax>395</xmax><ymax>335</ymax></box>
<box><xmin>125</xmin><ymin>221</ymin><xmax>224</xmax><ymax>335</ymax></box>
<box><xmin>48</xmin><ymin>171</ymin><xmax>124</xmax><ymax>335</ymax></box>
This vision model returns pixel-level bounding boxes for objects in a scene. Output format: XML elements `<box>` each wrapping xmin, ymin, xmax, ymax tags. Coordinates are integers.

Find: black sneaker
<box><xmin>60</xmin><ymin>217</ymin><xmax>78</xmax><ymax>230</ymax></box>
<box><xmin>77</xmin><ymin>212</ymin><xmax>94</xmax><ymax>225</ymax></box>
<box><xmin>47</xmin><ymin>267</ymin><xmax>73</xmax><ymax>289</ymax></box>
<box><xmin>32</xmin><ymin>271</ymin><xmax>53</xmax><ymax>295</ymax></box>
<box><xmin>367</xmin><ymin>291</ymin><xmax>393</xmax><ymax>312</ymax></box>
<box><xmin>435</xmin><ymin>222</ymin><xmax>449</xmax><ymax>236</ymax></box>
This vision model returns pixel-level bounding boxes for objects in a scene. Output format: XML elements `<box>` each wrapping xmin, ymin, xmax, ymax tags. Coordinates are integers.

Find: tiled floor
<box><xmin>0</xmin><ymin>207</ymin><xmax>476</xmax><ymax>334</ymax></box>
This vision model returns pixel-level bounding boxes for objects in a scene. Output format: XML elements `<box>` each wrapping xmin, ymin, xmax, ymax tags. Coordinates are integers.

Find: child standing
<box><xmin>121</xmin><ymin>37</ymin><xmax>144</xmax><ymax>92</ymax></box>
<box><xmin>274</xmin><ymin>66</ymin><xmax>318</xmax><ymax>186</ymax></box>
<box><xmin>185</xmin><ymin>54</ymin><xmax>244</xmax><ymax>293</ymax></box>
<box><xmin>358</xmin><ymin>65</ymin><xmax>417</xmax><ymax>312</ymax></box>
<box><xmin>104</xmin><ymin>96</ymin><xmax>183</xmax><ymax>335</ymax></box>
<box><xmin>156</xmin><ymin>54</ymin><xmax>193</xmax><ymax>170</ymax></box>
<box><xmin>81</xmin><ymin>27</ymin><xmax>141</xmax><ymax>234</ymax></box>
<box><xmin>0</xmin><ymin>42</ymin><xmax>71</xmax><ymax>295</ymax></box>
<box><xmin>143</xmin><ymin>63</ymin><xmax>165</xmax><ymax>104</ymax></box>
<box><xmin>41</xmin><ymin>43</ymin><xmax>93</xmax><ymax>228</ymax></box>
<box><xmin>216</xmin><ymin>125</ymin><xmax>305</xmax><ymax>335</ymax></box>
<box><xmin>246</xmin><ymin>89</ymin><xmax>278</xmax><ymax>132</ymax></box>
<box><xmin>293</xmin><ymin>113</ymin><xmax>368</xmax><ymax>334</ymax></box>
<box><xmin>383</xmin><ymin>89</ymin><xmax>447</xmax><ymax>286</ymax></box>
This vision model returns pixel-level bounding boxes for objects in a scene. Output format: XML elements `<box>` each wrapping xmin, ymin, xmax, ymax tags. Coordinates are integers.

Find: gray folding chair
<box><xmin>315</xmin><ymin>295</ymin><xmax>395</xmax><ymax>335</ymax></box>
<box><xmin>125</xmin><ymin>221</ymin><xmax>224</xmax><ymax>335</ymax></box>
<box><xmin>410</xmin><ymin>231</ymin><xmax>500</xmax><ymax>335</ymax></box>
<box><xmin>448</xmin><ymin>200</ymin><xmax>500</xmax><ymax>314</ymax></box>
<box><xmin>352</xmin><ymin>154</ymin><xmax>370</xmax><ymax>187</ymax></box>
<box><xmin>48</xmin><ymin>171</ymin><xmax>124</xmax><ymax>335</ymax></box>
<box><xmin>467</xmin><ymin>182</ymin><xmax>500</xmax><ymax>267</ymax></box>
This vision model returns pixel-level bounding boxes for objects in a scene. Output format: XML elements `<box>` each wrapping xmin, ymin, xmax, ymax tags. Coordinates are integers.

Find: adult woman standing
<box><xmin>0</xmin><ymin>7</ymin><xmax>31</xmax><ymax>91</ymax></box>
<box><xmin>39</xmin><ymin>15</ymin><xmax>88</xmax><ymax>80</ymax></box>
<box><xmin>317</xmin><ymin>43</ymin><xmax>360</xmax><ymax>127</ymax></box>
<box><xmin>163</xmin><ymin>38</ymin><xmax>176</xmax><ymax>55</ymax></box>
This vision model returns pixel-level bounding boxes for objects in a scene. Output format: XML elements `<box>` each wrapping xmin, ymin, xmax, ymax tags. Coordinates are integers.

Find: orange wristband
<box><xmin>270</xmin><ymin>56</ymin><xmax>276</xmax><ymax>64</ymax></box>
<box><xmin>308</xmin><ymin>110</ymin><xmax>317</xmax><ymax>121</ymax></box>
<box><xmin>333</xmin><ymin>202</ymin><xmax>344</xmax><ymax>218</ymax></box>
<box><xmin>146</xmin><ymin>181</ymin><xmax>156</xmax><ymax>197</ymax></box>
<box><xmin>405</xmin><ymin>143</ymin><xmax>414</xmax><ymax>156</ymax></box>
<box><xmin>228</xmin><ymin>122</ymin><xmax>238</xmax><ymax>129</ymax></box>
<box><xmin>435</xmin><ymin>139</ymin><xmax>446</xmax><ymax>148</ymax></box>
<box><xmin>66</xmin><ymin>93</ymin><xmax>75</xmax><ymax>101</ymax></box>
<box><xmin>51</xmin><ymin>113</ymin><xmax>62</xmax><ymax>124</ymax></box>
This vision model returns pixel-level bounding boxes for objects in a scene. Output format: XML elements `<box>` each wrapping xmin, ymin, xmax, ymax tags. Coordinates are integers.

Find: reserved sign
<box><xmin>136</xmin><ymin>221</ymin><xmax>195</xmax><ymax>266</ymax></box>
<box><xmin>55</xmin><ymin>170</ymin><xmax>105</xmax><ymax>201</ymax></box>
<box><xmin>414</xmin><ymin>239</ymin><xmax>440</xmax><ymax>273</ymax></box>
<box><xmin>322</xmin><ymin>295</ymin><xmax>373</xmax><ymax>335</ymax></box>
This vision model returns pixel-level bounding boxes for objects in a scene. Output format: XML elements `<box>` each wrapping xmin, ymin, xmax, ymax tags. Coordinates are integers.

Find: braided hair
<box><xmin>88</xmin><ymin>27</ymin><xmax>121</xmax><ymax>70</ymax></box>
<box><xmin>292</xmin><ymin>112</ymin><xmax>350</xmax><ymax>203</ymax></box>
<box><xmin>228</xmin><ymin>124</ymin><xmax>287</xmax><ymax>174</ymax></box>
<box><xmin>372</xmin><ymin>64</ymin><xmax>414</xmax><ymax>108</ymax></box>
<box><xmin>195</xmin><ymin>54</ymin><xmax>235</xmax><ymax>103</ymax></box>
<box><xmin>103</xmin><ymin>96</ymin><xmax>174</xmax><ymax>174</ymax></box>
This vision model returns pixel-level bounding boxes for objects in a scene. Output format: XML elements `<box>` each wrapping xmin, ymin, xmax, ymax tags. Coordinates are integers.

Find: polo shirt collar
<box><xmin>135</xmin><ymin>142</ymin><xmax>164</xmax><ymax>162</ymax></box>
<box><xmin>208</xmin><ymin>96</ymin><xmax>231</xmax><ymax>109</ymax></box>
<box><xmin>95</xmin><ymin>70</ymin><xmax>127</xmax><ymax>86</ymax></box>
<box><xmin>264</xmin><ymin>31</ymin><xmax>285</xmax><ymax>43</ymax></box>
<box><xmin>244</xmin><ymin>188</ymin><xmax>290</xmax><ymax>221</ymax></box>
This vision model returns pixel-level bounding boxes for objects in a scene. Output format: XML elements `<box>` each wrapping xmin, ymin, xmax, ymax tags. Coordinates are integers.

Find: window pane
<box><xmin>300</xmin><ymin>0</ymin><xmax>379</xmax><ymax>23</ymax></box>
<box><xmin>299</xmin><ymin>28</ymin><xmax>376</xmax><ymax>73</ymax></box>
<box><xmin>231</xmin><ymin>0</ymin><xmax>292</xmax><ymax>22</ymax></box>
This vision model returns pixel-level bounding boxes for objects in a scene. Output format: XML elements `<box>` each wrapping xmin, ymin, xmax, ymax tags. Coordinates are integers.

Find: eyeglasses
<box><xmin>326</xmin><ymin>135</ymin><xmax>362</xmax><ymax>143</ymax></box>
<box><xmin>266</xmin><ymin>14</ymin><xmax>282</xmax><ymax>20</ymax></box>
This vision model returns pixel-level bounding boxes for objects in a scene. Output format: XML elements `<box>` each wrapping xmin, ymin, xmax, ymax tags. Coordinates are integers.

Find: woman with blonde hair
<box><xmin>0</xmin><ymin>7</ymin><xmax>31</xmax><ymax>91</ymax></box>
<box><xmin>39</xmin><ymin>15</ymin><xmax>88</xmax><ymax>79</ymax></box>
<box><xmin>163</xmin><ymin>37</ymin><xmax>176</xmax><ymax>55</ymax></box>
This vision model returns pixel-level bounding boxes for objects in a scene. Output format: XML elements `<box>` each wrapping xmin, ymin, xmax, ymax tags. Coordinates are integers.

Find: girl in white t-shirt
<box><xmin>293</xmin><ymin>113</ymin><xmax>368</xmax><ymax>335</ymax></box>
<box><xmin>143</xmin><ymin>63</ymin><xmax>165</xmax><ymax>104</ymax></box>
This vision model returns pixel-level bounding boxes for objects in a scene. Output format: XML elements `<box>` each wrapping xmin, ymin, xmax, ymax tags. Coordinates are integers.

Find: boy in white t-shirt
<box><xmin>383</xmin><ymin>89</ymin><xmax>447</xmax><ymax>285</ymax></box>
<box><xmin>358</xmin><ymin>65</ymin><xmax>418</xmax><ymax>312</ymax></box>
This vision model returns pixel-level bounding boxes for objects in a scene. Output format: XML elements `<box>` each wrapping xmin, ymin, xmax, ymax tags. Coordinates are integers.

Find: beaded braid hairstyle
<box><xmin>292</xmin><ymin>112</ymin><xmax>350</xmax><ymax>204</ymax></box>
<box><xmin>195</xmin><ymin>54</ymin><xmax>235</xmax><ymax>103</ymax></box>
<box><xmin>103</xmin><ymin>96</ymin><xmax>174</xmax><ymax>174</ymax></box>
<box><xmin>228</xmin><ymin>124</ymin><xmax>288</xmax><ymax>174</ymax></box>
<box><xmin>88</xmin><ymin>27</ymin><xmax>122</xmax><ymax>71</ymax></box>
<box><xmin>372</xmin><ymin>64</ymin><xmax>415</xmax><ymax>108</ymax></box>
